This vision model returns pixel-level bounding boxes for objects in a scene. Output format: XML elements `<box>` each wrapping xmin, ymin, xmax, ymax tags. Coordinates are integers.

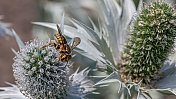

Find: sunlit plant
<box><xmin>0</xmin><ymin>15</ymin><xmax>95</xmax><ymax>99</ymax></box>
<box><xmin>33</xmin><ymin>0</ymin><xmax>176</xmax><ymax>98</ymax></box>
<box><xmin>13</xmin><ymin>38</ymin><xmax>69</xmax><ymax>98</ymax></box>
<box><xmin>0</xmin><ymin>0</ymin><xmax>176</xmax><ymax>99</ymax></box>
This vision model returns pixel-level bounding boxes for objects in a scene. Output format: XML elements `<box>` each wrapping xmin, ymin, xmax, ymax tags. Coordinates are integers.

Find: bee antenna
<box><xmin>56</xmin><ymin>24</ymin><xmax>62</xmax><ymax>34</ymax></box>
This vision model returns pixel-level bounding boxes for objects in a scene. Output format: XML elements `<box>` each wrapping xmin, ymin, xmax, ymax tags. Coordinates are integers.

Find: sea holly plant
<box><xmin>118</xmin><ymin>1</ymin><xmax>176</xmax><ymax>85</ymax></box>
<box><xmin>33</xmin><ymin>0</ymin><xmax>176</xmax><ymax>99</ymax></box>
<box><xmin>96</xmin><ymin>0</ymin><xmax>176</xmax><ymax>98</ymax></box>
<box><xmin>0</xmin><ymin>15</ymin><xmax>95</xmax><ymax>99</ymax></box>
<box><xmin>33</xmin><ymin>0</ymin><xmax>137</xmax><ymax>70</ymax></box>
<box><xmin>13</xmin><ymin>37</ymin><xmax>69</xmax><ymax>98</ymax></box>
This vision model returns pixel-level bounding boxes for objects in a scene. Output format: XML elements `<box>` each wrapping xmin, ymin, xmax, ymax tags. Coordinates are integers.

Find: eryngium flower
<box><xmin>12</xmin><ymin>39</ymin><xmax>69</xmax><ymax>98</ymax></box>
<box><xmin>119</xmin><ymin>1</ymin><xmax>176</xmax><ymax>85</ymax></box>
<box><xmin>68</xmin><ymin>68</ymin><xmax>96</xmax><ymax>98</ymax></box>
<box><xmin>0</xmin><ymin>68</ymin><xmax>95</xmax><ymax>99</ymax></box>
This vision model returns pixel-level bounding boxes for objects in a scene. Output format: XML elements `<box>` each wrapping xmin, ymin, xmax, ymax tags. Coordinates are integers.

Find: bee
<box><xmin>40</xmin><ymin>24</ymin><xmax>81</xmax><ymax>63</ymax></box>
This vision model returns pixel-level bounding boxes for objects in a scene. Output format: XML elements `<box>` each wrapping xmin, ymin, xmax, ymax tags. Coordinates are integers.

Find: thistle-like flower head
<box><xmin>13</xmin><ymin>39</ymin><xmax>69</xmax><ymax>98</ymax></box>
<box><xmin>119</xmin><ymin>1</ymin><xmax>176</xmax><ymax>85</ymax></box>
<box><xmin>0</xmin><ymin>67</ymin><xmax>95</xmax><ymax>99</ymax></box>
<box><xmin>31</xmin><ymin>0</ymin><xmax>176</xmax><ymax>98</ymax></box>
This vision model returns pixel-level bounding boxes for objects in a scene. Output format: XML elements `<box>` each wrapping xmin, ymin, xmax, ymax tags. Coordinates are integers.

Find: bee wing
<box><xmin>60</xmin><ymin>13</ymin><xmax>64</xmax><ymax>34</ymax></box>
<box><xmin>56</xmin><ymin>13</ymin><xmax>65</xmax><ymax>35</ymax></box>
<box><xmin>71</xmin><ymin>37</ymin><xmax>81</xmax><ymax>49</ymax></box>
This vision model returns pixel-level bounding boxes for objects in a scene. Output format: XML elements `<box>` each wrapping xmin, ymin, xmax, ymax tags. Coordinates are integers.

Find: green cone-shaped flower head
<box><xmin>119</xmin><ymin>1</ymin><xmax>176</xmax><ymax>85</ymax></box>
<box><xmin>12</xmin><ymin>39</ymin><xmax>69</xmax><ymax>98</ymax></box>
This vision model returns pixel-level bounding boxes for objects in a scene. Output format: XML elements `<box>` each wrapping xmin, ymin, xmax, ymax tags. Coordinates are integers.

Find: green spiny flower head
<box><xmin>119</xmin><ymin>1</ymin><xmax>176</xmax><ymax>85</ymax></box>
<box><xmin>12</xmin><ymin>39</ymin><xmax>69</xmax><ymax>99</ymax></box>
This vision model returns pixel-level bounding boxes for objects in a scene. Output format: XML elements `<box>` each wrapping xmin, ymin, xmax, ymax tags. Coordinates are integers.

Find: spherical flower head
<box><xmin>12</xmin><ymin>39</ymin><xmax>69</xmax><ymax>98</ymax></box>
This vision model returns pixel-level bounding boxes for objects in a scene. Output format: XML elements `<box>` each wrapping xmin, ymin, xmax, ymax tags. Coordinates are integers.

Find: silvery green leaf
<box><xmin>93</xmin><ymin>71</ymin><xmax>128</xmax><ymax>99</ymax></box>
<box><xmin>73</xmin><ymin>49</ymin><xmax>101</xmax><ymax>62</ymax></box>
<box><xmin>141</xmin><ymin>89</ymin><xmax>172</xmax><ymax>99</ymax></box>
<box><xmin>32</xmin><ymin>0</ymin><xmax>138</xmax><ymax>69</ymax></box>
<box><xmin>69</xmin><ymin>18</ymin><xmax>99</xmax><ymax>45</ymax></box>
<box><xmin>151</xmin><ymin>63</ymin><xmax>176</xmax><ymax>96</ymax></box>
<box><xmin>32</xmin><ymin>22</ymin><xmax>57</xmax><ymax>30</ymax></box>
<box><xmin>11</xmin><ymin>48</ymin><xmax>18</xmax><ymax>56</ymax></box>
<box><xmin>95</xmin><ymin>79</ymin><xmax>121</xmax><ymax>86</ymax></box>
<box><xmin>138</xmin><ymin>94</ymin><xmax>149</xmax><ymax>99</ymax></box>
<box><xmin>93</xmin><ymin>71</ymin><xmax>151</xmax><ymax>99</ymax></box>
<box><xmin>120</xmin><ymin>88</ymin><xmax>131</xmax><ymax>99</ymax></box>
<box><xmin>70</xmin><ymin>19</ymin><xmax>114</xmax><ymax>64</ymax></box>
<box><xmin>0</xmin><ymin>82</ymin><xmax>26</xmax><ymax>99</ymax></box>
<box><xmin>155</xmin><ymin>64</ymin><xmax>176</xmax><ymax>89</ymax></box>
<box><xmin>12</xmin><ymin>29</ymin><xmax>25</xmax><ymax>49</ymax></box>
<box><xmin>137</xmin><ymin>0</ymin><xmax>143</xmax><ymax>14</ymax></box>
<box><xmin>98</xmin><ymin>0</ymin><xmax>121</xmax><ymax>65</ymax></box>
<box><xmin>69</xmin><ymin>18</ymin><xmax>117</xmax><ymax>67</ymax></box>
<box><xmin>97</xmin><ymin>0</ymin><xmax>136</xmax><ymax>65</ymax></box>
<box><xmin>94</xmin><ymin>71</ymin><xmax>124</xmax><ymax>93</ymax></box>
<box><xmin>121</xmin><ymin>0</ymin><xmax>136</xmax><ymax>29</ymax></box>
<box><xmin>149</xmin><ymin>89</ymin><xmax>176</xmax><ymax>96</ymax></box>
<box><xmin>88</xmin><ymin>17</ymin><xmax>100</xmax><ymax>37</ymax></box>
<box><xmin>33</xmin><ymin>20</ymin><xmax>98</xmax><ymax>45</ymax></box>
<box><xmin>129</xmin><ymin>0</ymin><xmax>143</xmax><ymax>29</ymax></box>
<box><xmin>137</xmin><ymin>63</ymin><xmax>176</xmax><ymax>97</ymax></box>
<box><xmin>128</xmin><ymin>81</ymin><xmax>143</xmax><ymax>99</ymax></box>
<box><xmin>67</xmin><ymin>68</ymin><xmax>96</xmax><ymax>99</ymax></box>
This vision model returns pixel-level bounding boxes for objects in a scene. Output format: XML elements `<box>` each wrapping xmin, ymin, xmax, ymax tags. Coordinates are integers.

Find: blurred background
<box><xmin>0</xmin><ymin>1</ymin><xmax>175</xmax><ymax>98</ymax></box>
<box><xmin>0</xmin><ymin>0</ymin><xmax>37</xmax><ymax>87</ymax></box>
<box><xmin>0</xmin><ymin>0</ymin><xmax>100</xmax><ymax>87</ymax></box>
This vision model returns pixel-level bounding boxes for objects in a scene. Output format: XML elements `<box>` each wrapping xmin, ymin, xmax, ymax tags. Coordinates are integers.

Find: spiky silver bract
<box><xmin>0</xmin><ymin>82</ymin><xmax>26</xmax><ymax>99</ymax></box>
<box><xmin>31</xmin><ymin>0</ymin><xmax>176</xmax><ymax>98</ymax></box>
<box><xmin>0</xmin><ymin>16</ymin><xmax>13</xmax><ymax>39</ymax></box>
<box><xmin>118</xmin><ymin>1</ymin><xmax>176</xmax><ymax>85</ymax></box>
<box><xmin>9</xmin><ymin>14</ymin><xmax>95</xmax><ymax>98</ymax></box>
<box><xmin>0</xmin><ymin>68</ymin><xmax>95</xmax><ymax>99</ymax></box>
<box><xmin>33</xmin><ymin>0</ymin><xmax>137</xmax><ymax>72</ymax></box>
<box><xmin>68</xmin><ymin>68</ymin><xmax>96</xmax><ymax>98</ymax></box>
<box><xmin>12</xmin><ymin>38</ymin><xmax>69</xmax><ymax>98</ymax></box>
<box><xmin>32</xmin><ymin>0</ymin><xmax>141</xmax><ymax>98</ymax></box>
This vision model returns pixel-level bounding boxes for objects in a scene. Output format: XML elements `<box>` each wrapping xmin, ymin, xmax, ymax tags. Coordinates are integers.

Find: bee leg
<box><xmin>64</xmin><ymin>62</ymin><xmax>68</xmax><ymax>68</ymax></box>
<box><xmin>57</xmin><ymin>53</ymin><xmax>62</xmax><ymax>63</ymax></box>
<box><xmin>40</xmin><ymin>42</ymin><xmax>56</xmax><ymax>49</ymax></box>
<box><xmin>55</xmin><ymin>44</ymin><xmax>60</xmax><ymax>50</ymax></box>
